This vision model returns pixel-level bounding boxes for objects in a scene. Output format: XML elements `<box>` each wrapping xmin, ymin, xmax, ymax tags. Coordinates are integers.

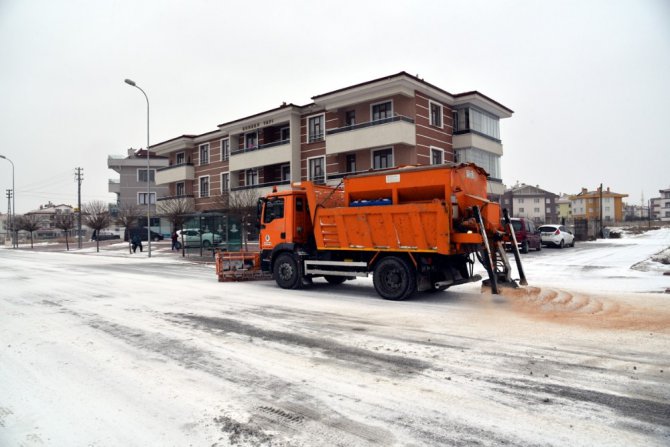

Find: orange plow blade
<box><xmin>215</xmin><ymin>251</ymin><xmax>272</xmax><ymax>282</ymax></box>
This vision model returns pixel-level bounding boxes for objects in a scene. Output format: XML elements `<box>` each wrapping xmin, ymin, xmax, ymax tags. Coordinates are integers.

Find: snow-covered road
<box><xmin>1</xmin><ymin>229</ymin><xmax>669</xmax><ymax>446</ymax></box>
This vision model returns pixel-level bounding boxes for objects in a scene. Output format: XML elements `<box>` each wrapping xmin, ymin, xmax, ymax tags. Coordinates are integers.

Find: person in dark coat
<box><xmin>131</xmin><ymin>232</ymin><xmax>143</xmax><ymax>253</ymax></box>
<box><xmin>171</xmin><ymin>231</ymin><xmax>179</xmax><ymax>250</ymax></box>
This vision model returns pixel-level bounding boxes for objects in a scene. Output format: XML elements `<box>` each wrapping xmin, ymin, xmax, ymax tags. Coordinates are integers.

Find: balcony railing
<box><xmin>231</xmin><ymin>139</ymin><xmax>290</xmax><ymax>156</ymax></box>
<box><xmin>231</xmin><ymin>179</ymin><xmax>291</xmax><ymax>192</ymax></box>
<box><xmin>157</xmin><ymin>162</ymin><xmax>194</xmax><ymax>171</ymax></box>
<box><xmin>157</xmin><ymin>194</ymin><xmax>195</xmax><ymax>202</ymax></box>
<box><xmin>326</xmin><ymin>115</ymin><xmax>414</xmax><ymax>136</ymax></box>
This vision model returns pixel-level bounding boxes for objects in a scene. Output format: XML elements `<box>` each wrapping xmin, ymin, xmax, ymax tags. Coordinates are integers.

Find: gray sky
<box><xmin>1</xmin><ymin>0</ymin><xmax>668</xmax><ymax>213</ymax></box>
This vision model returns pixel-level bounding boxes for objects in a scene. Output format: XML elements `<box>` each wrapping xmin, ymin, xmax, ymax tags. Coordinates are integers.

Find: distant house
<box><xmin>651</xmin><ymin>187</ymin><xmax>670</xmax><ymax>221</ymax></box>
<box><xmin>556</xmin><ymin>194</ymin><xmax>572</xmax><ymax>224</ymax></box>
<box><xmin>500</xmin><ymin>183</ymin><xmax>559</xmax><ymax>224</ymax></box>
<box><xmin>24</xmin><ymin>202</ymin><xmax>75</xmax><ymax>239</ymax></box>
<box><xmin>569</xmin><ymin>187</ymin><xmax>628</xmax><ymax>223</ymax></box>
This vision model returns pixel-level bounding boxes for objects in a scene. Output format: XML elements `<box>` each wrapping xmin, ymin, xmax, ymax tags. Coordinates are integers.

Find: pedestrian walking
<box><xmin>171</xmin><ymin>231</ymin><xmax>179</xmax><ymax>251</ymax></box>
<box><xmin>131</xmin><ymin>232</ymin><xmax>143</xmax><ymax>253</ymax></box>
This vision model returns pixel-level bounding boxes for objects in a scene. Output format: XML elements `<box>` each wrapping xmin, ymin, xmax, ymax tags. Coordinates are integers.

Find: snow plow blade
<box><xmin>215</xmin><ymin>250</ymin><xmax>271</xmax><ymax>282</ymax></box>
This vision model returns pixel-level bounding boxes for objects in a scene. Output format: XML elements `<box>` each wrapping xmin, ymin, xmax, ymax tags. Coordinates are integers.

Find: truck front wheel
<box><xmin>274</xmin><ymin>253</ymin><xmax>303</xmax><ymax>289</ymax></box>
<box><xmin>373</xmin><ymin>256</ymin><xmax>416</xmax><ymax>301</ymax></box>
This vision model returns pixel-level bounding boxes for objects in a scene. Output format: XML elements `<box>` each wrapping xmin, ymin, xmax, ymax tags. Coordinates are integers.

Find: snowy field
<box><xmin>1</xmin><ymin>229</ymin><xmax>669</xmax><ymax>446</ymax></box>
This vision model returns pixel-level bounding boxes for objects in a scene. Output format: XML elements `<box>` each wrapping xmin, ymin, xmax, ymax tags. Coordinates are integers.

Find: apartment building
<box><xmin>651</xmin><ymin>187</ymin><xmax>670</xmax><ymax>221</ymax></box>
<box><xmin>108</xmin><ymin>148</ymin><xmax>169</xmax><ymax>229</ymax></box>
<box><xmin>569</xmin><ymin>186</ymin><xmax>628</xmax><ymax>222</ymax></box>
<box><xmin>501</xmin><ymin>183</ymin><xmax>559</xmax><ymax>224</ymax></box>
<box><xmin>153</xmin><ymin>72</ymin><xmax>513</xmax><ymax>211</ymax></box>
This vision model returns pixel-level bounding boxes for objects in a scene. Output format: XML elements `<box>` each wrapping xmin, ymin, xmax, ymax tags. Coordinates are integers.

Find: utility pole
<box><xmin>599</xmin><ymin>183</ymin><xmax>603</xmax><ymax>238</ymax></box>
<box><xmin>75</xmin><ymin>167</ymin><xmax>84</xmax><ymax>248</ymax></box>
<box><xmin>5</xmin><ymin>189</ymin><xmax>11</xmax><ymax>245</ymax></box>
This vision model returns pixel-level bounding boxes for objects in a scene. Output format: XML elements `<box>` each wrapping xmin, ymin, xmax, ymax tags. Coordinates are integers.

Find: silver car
<box><xmin>176</xmin><ymin>229</ymin><xmax>222</xmax><ymax>248</ymax></box>
<box><xmin>538</xmin><ymin>224</ymin><xmax>575</xmax><ymax>248</ymax></box>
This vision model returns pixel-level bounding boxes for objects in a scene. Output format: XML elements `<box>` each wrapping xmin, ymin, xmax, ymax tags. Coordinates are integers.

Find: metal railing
<box><xmin>326</xmin><ymin>115</ymin><xmax>414</xmax><ymax>136</ymax></box>
<box><xmin>231</xmin><ymin>139</ymin><xmax>290</xmax><ymax>156</ymax></box>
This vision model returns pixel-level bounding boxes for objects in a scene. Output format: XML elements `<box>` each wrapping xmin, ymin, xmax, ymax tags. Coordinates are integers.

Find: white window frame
<box><xmin>245</xmin><ymin>168</ymin><xmax>259</xmax><ymax>186</ymax></box>
<box><xmin>429</xmin><ymin>100</ymin><xmax>443</xmax><ymax>128</ymax></box>
<box><xmin>137</xmin><ymin>192</ymin><xmax>156</xmax><ymax>205</ymax></box>
<box><xmin>307</xmin><ymin>155</ymin><xmax>326</xmax><ymax>182</ymax></box>
<box><xmin>371</xmin><ymin>147</ymin><xmax>394</xmax><ymax>170</ymax></box>
<box><xmin>430</xmin><ymin>147</ymin><xmax>444</xmax><ymax>165</ymax></box>
<box><xmin>199</xmin><ymin>143</ymin><xmax>210</xmax><ymax>165</ymax></box>
<box><xmin>199</xmin><ymin>175</ymin><xmax>210</xmax><ymax>198</ymax></box>
<box><xmin>220</xmin><ymin>138</ymin><xmax>230</xmax><ymax>161</ymax></box>
<box><xmin>307</xmin><ymin>113</ymin><xmax>325</xmax><ymax>143</ymax></box>
<box><xmin>176</xmin><ymin>182</ymin><xmax>185</xmax><ymax>196</ymax></box>
<box><xmin>281</xmin><ymin>164</ymin><xmax>291</xmax><ymax>182</ymax></box>
<box><xmin>136</xmin><ymin>168</ymin><xmax>156</xmax><ymax>183</ymax></box>
<box><xmin>176</xmin><ymin>151</ymin><xmax>185</xmax><ymax>164</ymax></box>
<box><xmin>370</xmin><ymin>100</ymin><xmax>393</xmax><ymax>122</ymax></box>
<box><xmin>244</xmin><ymin>132</ymin><xmax>258</xmax><ymax>150</ymax></box>
<box><xmin>221</xmin><ymin>173</ymin><xmax>229</xmax><ymax>192</ymax></box>
<box><xmin>280</xmin><ymin>127</ymin><xmax>290</xmax><ymax>142</ymax></box>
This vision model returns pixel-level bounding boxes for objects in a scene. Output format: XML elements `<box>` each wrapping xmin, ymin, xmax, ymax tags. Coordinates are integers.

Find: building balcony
<box><xmin>230</xmin><ymin>179</ymin><xmax>291</xmax><ymax>193</ymax></box>
<box><xmin>155</xmin><ymin>163</ymin><xmax>195</xmax><ymax>185</ymax></box>
<box><xmin>325</xmin><ymin>115</ymin><xmax>416</xmax><ymax>155</ymax></box>
<box><xmin>157</xmin><ymin>194</ymin><xmax>195</xmax><ymax>202</ymax></box>
<box><xmin>229</xmin><ymin>141</ymin><xmax>291</xmax><ymax>171</ymax></box>
<box><xmin>108</xmin><ymin>179</ymin><xmax>120</xmax><ymax>194</ymax></box>
<box><xmin>453</xmin><ymin>131</ymin><xmax>503</xmax><ymax>155</ymax></box>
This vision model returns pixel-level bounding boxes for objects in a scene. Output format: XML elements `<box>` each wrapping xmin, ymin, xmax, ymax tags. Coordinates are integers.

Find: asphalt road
<box><xmin>1</xmin><ymin>246</ymin><xmax>669</xmax><ymax>446</ymax></box>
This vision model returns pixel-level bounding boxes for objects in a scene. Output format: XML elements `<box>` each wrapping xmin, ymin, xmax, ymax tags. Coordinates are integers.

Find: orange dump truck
<box><xmin>217</xmin><ymin>163</ymin><xmax>525</xmax><ymax>300</ymax></box>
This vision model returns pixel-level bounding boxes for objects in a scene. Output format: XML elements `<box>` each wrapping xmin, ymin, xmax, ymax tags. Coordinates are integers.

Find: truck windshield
<box><xmin>263</xmin><ymin>198</ymin><xmax>285</xmax><ymax>223</ymax></box>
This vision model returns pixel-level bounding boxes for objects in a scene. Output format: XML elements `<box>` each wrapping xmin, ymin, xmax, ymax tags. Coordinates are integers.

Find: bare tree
<box><xmin>54</xmin><ymin>213</ymin><xmax>75</xmax><ymax>251</ymax></box>
<box><xmin>116</xmin><ymin>204</ymin><xmax>142</xmax><ymax>253</ymax></box>
<box><xmin>83</xmin><ymin>201</ymin><xmax>111</xmax><ymax>253</ymax></box>
<box><xmin>157</xmin><ymin>197</ymin><xmax>195</xmax><ymax>232</ymax></box>
<box><xmin>17</xmin><ymin>214</ymin><xmax>40</xmax><ymax>249</ymax></box>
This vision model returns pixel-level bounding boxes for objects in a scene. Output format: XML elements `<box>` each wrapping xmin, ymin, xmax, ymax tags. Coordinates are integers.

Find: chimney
<box><xmin>128</xmin><ymin>148</ymin><xmax>135</xmax><ymax>157</ymax></box>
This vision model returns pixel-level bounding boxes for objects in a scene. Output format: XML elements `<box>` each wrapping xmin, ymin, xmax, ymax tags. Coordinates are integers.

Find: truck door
<box><xmin>260</xmin><ymin>196</ymin><xmax>286</xmax><ymax>250</ymax></box>
<box><xmin>291</xmin><ymin>195</ymin><xmax>310</xmax><ymax>245</ymax></box>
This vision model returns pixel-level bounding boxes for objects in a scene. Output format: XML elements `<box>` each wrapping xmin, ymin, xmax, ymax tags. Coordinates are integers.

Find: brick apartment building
<box><xmin>152</xmin><ymin>72</ymin><xmax>513</xmax><ymax>211</ymax></box>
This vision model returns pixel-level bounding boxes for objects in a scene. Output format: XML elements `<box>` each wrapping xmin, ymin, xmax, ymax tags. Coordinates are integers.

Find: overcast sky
<box><xmin>1</xmin><ymin>0</ymin><xmax>668</xmax><ymax>213</ymax></box>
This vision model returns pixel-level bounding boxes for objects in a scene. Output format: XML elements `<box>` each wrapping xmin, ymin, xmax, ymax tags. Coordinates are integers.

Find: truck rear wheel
<box><xmin>373</xmin><ymin>256</ymin><xmax>416</xmax><ymax>300</ymax></box>
<box><xmin>274</xmin><ymin>253</ymin><xmax>303</xmax><ymax>289</ymax></box>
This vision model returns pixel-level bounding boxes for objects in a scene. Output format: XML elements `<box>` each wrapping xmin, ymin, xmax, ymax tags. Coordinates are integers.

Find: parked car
<box><xmin>91</xmin><ymin>230</ymin><xmax>120</xmax><ymax>241</ymax></box>
<box><xmin>538</xmin><ymin>224</ymin><xmax>575</xmax><ymax>248</ymax></box>
<box><xmin>502</xmin><ymin>217</ymin><xmax>542</xmax><ymax>253</ymax></box>
<box><xmin>176</xmin><ymin>229</ymin><xmax>222</xmax><ymax>248</ymax></box>
<box><xmin>124</xmin><ymin>228</ymin><xmax>164</xmax><ymax>242</ymax></box>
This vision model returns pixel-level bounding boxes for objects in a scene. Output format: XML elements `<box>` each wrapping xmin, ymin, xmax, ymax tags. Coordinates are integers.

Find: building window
<box><xmin>345</xmin><ymin>110</ymin><xmax>356</xmax><ymax>127</ymax></box>
<box><xmin>346</xmin><ymin>154</ymin><xmax>356</xmax><ymax>173</ymax></box>
<box><xmin>221</xmin><ymin>138</ymin><xmax>230</xmax><ymax>161</ymax></box>
<box><xmin>519</xmin><ymin>198</ymin><xmax>525</xmax><ymax>203</ymax></box>
<box><xmin>308</xmin><ymin>156</ymin><xmax>325</xmax><ymax>183</ymax></box>
<box><xmin>308</xmin><ymin>114</ymin><xmax>324</xmax><ymax>143</ymax></box>
<box><xmin>176</xmin><ymin>182</ymin><xmax>185</xmax><ymax>196</ymax></box>
<box><xmin>455</xmin><ymin>147</ymin><xmax>501</xmax><ymax>179</ymax></box>
<box><xmin>245</xmin><ymin>169</ymin><xmax>258</xmax><ymax>186</ymax></box>
<box><xmin>245</xmin><ymin>132</ymin><xmax>258</xmax><ymax>150</ymax></box>
<box><xmin>372</xmin><ymin>148</ymin><xmax>393</xmax><ymax>170</ymax></box>
<box><xmin>431</xmin><ymin>147</ymin><xmax>444</xmax><ymax>165</ymax></box>
<box><xmin>199</xmin><ymin>143</ymin><xmax>210</xmax><ymax>165</ymax></box>
<box><xmin>452</xmin><ymin>110</ymin><xmax>459</xmax><ymax>131</ymax></box>
<box><xmin>137</xmin><ymin>192</ymin><xmax>156</xmax><ymax>205</ymax></box>
<box><xmin>429</xmin><ymin>101</ymin><xmax>443</xmax><ymax>128</ymax></box>
<box><xmin>519</xmin><ymin>207</ymin><xmax>525</xmax><ymax>213</ymax></box>
<box><xmin>372</xmin><ymin>101</ymin><xmax>392</xmax><ymax>122</ymax></box>
<box><xmin>281</xmin><ymin>164</ymin><xmax>290</xmax><ymax>182</ymax></box>
<box><xmin>199</xmin><ymin>176</ymin><xmax>210</xmax><ymax>197</ymax></box>
<box><xmin>176</xmin><ymin>152</ymin><xmax>185</xmax><ymax>164</ymax></box>
<box><xmin>137</xmin><ymin>169</ymin><xmax>155</xmax><ymax>183</ymax></box>
<box><xmin>534</xmin><ymin>198</ymin><xmax>540</xmax><ymax>203</ymax></box>
<box><xmin>221</xmin><ymin>173</ymin><xmax>229</xmax><ymax>192</ymax></box>
<box><xmin>280</xmin><ymin>127</ymin><xmax>290</xmax><ymax>142</ymax></box>
<box><xmin>534</xmin><ymin>208</ymin><xmax>540</xmax><ymax>213</ymax></box>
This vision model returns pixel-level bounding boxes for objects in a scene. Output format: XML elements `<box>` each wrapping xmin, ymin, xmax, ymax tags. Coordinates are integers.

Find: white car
<box><xmin>538</xmin><ymin>224</ymin><xmax>575</xmax><ymax>248</ymax></box>
<box><xmin>176</xmin><ymin>229</ymin><xmax>222</xmax><ymax>248</ymax></box>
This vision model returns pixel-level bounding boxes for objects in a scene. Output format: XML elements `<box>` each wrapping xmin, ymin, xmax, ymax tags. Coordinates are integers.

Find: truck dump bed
<box><xmin>303</xmin><ymin>164</ymin><xmax>498</xmax><ymax>256</ymax></box>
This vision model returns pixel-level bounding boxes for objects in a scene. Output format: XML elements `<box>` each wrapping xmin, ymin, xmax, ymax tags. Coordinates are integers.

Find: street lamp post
<box><xmin>0</xmin><ymin>155</ymin><xmax>15</xmax><ymax>248</ymax></box>
<box><xmin>124</xmin><ymin>78</ymin><xmax>152</xmax><ymax>257</ymax></box>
